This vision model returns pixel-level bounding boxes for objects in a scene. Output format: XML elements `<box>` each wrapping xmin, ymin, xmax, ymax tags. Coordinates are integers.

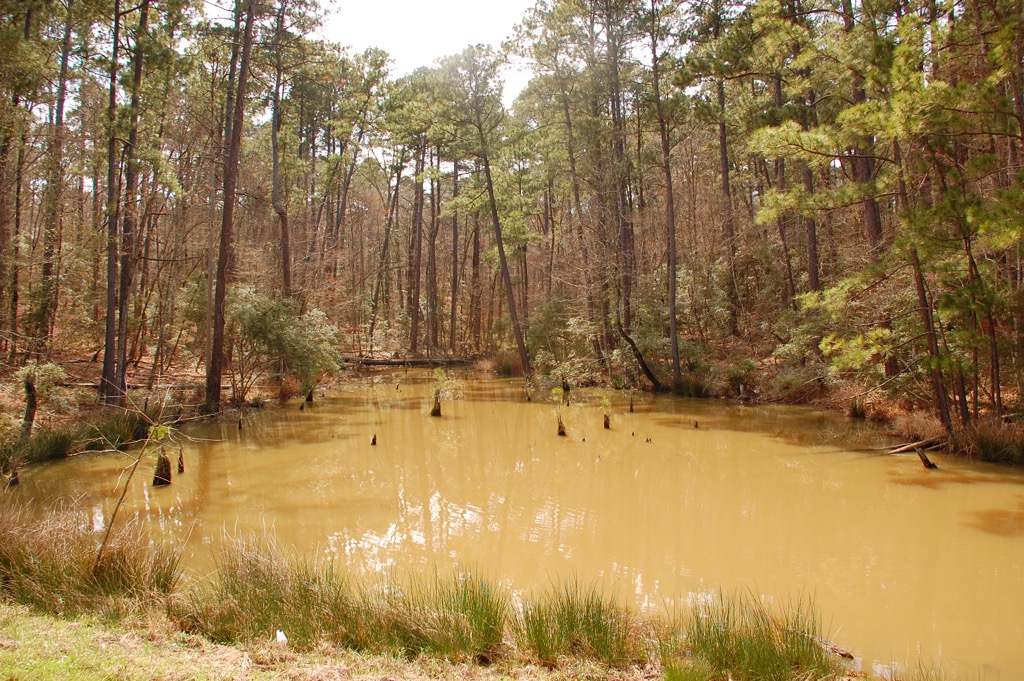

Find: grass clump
<box><xmin>951</xmin><ymin>420</ymin><xmax>1024</xmax><ymax>465</ymax></box>
<box><xmin>516</xmin><ymin>580</ymin><xmax>640</xmax><ymax>668</ymax></box>
<box><xmin>176</xmin><ymin>535</ymin><xmax>364</xmax><ymax>650</ymax></box>
<box><xmin>381</xmin><ymin>571</ymin><xmax>509</xmax><ymax>662</ymax></box>
<box><xmin>81</xmin><ymin>410</ymin><xmax>151</xmax><ymax>452</ymax></box>
<box><xmin>0</xmin><ymin>501</ymin><xmax>179</xmax><ymax>618</ymax></box>
<box><xmin>669</xmin><ymin>592</ymin><xmax>844</xmax><ymax>681</ymax></box>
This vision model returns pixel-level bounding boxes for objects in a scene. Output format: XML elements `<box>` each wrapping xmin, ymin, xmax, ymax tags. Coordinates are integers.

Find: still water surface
<box><xmin>21</xmin><ymin>372</ymin><xmax>1024</xmax><ymax>678</ymax></box>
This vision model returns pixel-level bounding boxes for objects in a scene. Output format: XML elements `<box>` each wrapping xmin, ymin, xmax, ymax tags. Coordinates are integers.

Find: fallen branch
<box><xmin>342</xmin><ymin>357</ymin><xmax>476</xmax><ymax>368</ymax></box>
<box><xmin>888</xmin><ymin>436</ymin><xmax>943</xmax><ymax>454</ymax></box>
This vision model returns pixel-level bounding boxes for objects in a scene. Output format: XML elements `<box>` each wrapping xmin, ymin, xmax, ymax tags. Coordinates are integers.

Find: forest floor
<box><xmin>0</xmin><ymin>601</ymin><xmax>658</xmax><ymax>681</ymax></box>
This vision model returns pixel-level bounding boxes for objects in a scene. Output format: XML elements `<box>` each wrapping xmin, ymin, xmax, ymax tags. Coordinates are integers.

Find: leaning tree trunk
<box><xmin>482</xmin><ymin>151</ymin><xmax>529</xmax><ymax>375</ymax></box>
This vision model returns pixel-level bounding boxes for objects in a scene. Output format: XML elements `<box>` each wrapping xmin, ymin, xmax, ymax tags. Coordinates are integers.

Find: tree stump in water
<box><xmin>153</xmin><ymin>452</ymin><xmax>172</xmax><ymax>486</ymax></box>
<box><xmin>603</xmin><ymin>414</ymin><xmax>610</xmax><ymax>429</ymax></box>
<box><xmin>557</xmin><ymin>414</ymin><xmax>567</xmax><ymax>437</ymax></box>
<box><xmin>306</xmin><ymin>389</ymin><xmax>314</xmax><ymax>403</ymax></box>
<box><xmin>177</xmin><ymin>448</ymin><xmax>185</xmax><ymax>474</ymax></box>
<box><xmin>430</xmin><ymin>390</ymin><xmax>442</xmax><ymax>417</ymax></box>
<box><xmin>371</xmin><ymin>433</ymin><xmax>377</xmax><ymax>446</ymax></box>
<box><xmin>629</xmin><ymin>390</ymin><xmax>634</xmax><ymax>413</ymax></box>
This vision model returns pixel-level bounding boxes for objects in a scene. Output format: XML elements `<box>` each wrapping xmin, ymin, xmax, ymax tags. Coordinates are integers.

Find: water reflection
<box><xmin>13</xmin><ymin>372</ymin><xmax>1024</xmax><ymax>679</ymax></box>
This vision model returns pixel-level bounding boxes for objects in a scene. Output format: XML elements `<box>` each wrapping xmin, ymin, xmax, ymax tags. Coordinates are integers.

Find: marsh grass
<box><xmin>381</xmin><ymin>571</ymin><xmax>509</xmax><ymax>662</ymax></box>
<box><xmin>674</xmin><ymin>592</ymin><xmax>843</xmax><ymax>681</ymax></box>
<box><xmin>2</xmin><ymin>506</ymin><xmax>850</xmax><ymax>679</ymax></box>
<box><xmin>951</xmin><ymin>420</ymin><xmax>1024</xmax><ymax>465</ymax></box>
<box><xmin>2</xmin><ymin>410</ymin><xmax>150</xmax><ymax>470</ymax></box>
<box><xmin>516</xmin><ymin>580</ymin><xmax>640</xmax><ymax>668</ymax></box>
<box><xmin>177</xmin><ymin>536</ymin><xmax>364</xmax><ymax>650</ymax></box>
<box><xmin>179</xmin><ymin>537</ymin><xmax>508</xmax><ymax>662</ymax></box>
<box><xmin>0</xmin><ymin>502</ymin><xmax>179</xmax><ymax>619</ymax></box>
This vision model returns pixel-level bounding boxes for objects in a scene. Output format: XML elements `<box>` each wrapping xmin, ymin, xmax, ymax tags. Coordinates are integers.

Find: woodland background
<box><xmin>1</xmin><ymin>0</ymin><xmax>1023</xmax><ymax>443</ymax></box>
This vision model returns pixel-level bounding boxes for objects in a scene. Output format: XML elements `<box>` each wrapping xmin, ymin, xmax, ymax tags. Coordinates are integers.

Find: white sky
<box><xmin>320</xmin><ymin>0</ymin><xmax>536</xmax><ymax>103</ymax></box>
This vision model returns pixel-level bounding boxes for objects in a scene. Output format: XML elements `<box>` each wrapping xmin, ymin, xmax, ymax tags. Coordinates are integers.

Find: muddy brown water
<box><xmin>19</xmin><ymin>372</ymin><xmax>1024</xmax><ymax>678</ymax></box>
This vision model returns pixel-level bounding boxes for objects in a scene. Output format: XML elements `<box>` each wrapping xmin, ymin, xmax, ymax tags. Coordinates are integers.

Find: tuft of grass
<box><xmin>81</xmin><ymin>410</ymin><xmax>150</xmax><ymax>452</ymax></box>
<box><xmin>17</xmin><ymin>425</ymin><xmax>79</xmax><ymax>463</ymax></box>
<box><xmin>175</xmin><ymin>535</ymin><xmax>364</xmax><ymax>650</ymax></box>
<box><xmin>515</xmin><ymin>580</ymin><xmax>639</xmax><ymax>668</ymax></box>
<box><xmin>381</xmin><ymin>571</ymin><xmax>509</xmax><ymax>662</ymax></box>
<box><xmin>679</xmin><ymin>592</ymin><xmax>843</xmax><ymax>681</ymax></box>
<box><xmin>0</xmin><ymin>501</ymin><xmax>180</xmax><ymax>619</ymax></box>
<box><xmin>951</xmin><ymin>420</ymin><xmax>1024</xmax><ymax>465</ymax></box>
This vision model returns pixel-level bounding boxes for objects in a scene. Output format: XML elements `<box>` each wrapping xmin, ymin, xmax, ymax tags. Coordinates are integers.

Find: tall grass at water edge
<box><xmin>0</xmin><ymin>506</ymin><xmax>851</xmax><ymax>678</ymax></box>
<box><xmin>516</xmin><ymin>579</ymin><xmax>641</xmax><ymax>667</ymax></box>
<box><xmin>178</xmin><ymin>535</ymin><xmax>509</xmax><ymax>662</ymax></box>
<box><xmin>1</xmin><ymin>410</ymin><xmax>150</xmax><ymax>468</ymax></box>
<box><xmin>0</xmin><ymin>502</ymin><xmax>179</xmax><ymax>619</ymax></box>
<box><xmin>662</xmin><ymin>592</ymin><xmax>844</xmax><ymax>681</ymax></box>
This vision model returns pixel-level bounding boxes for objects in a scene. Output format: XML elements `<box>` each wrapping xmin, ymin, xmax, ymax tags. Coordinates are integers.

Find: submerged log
<box><xmin>430</xmin><ymin>390</ymin><xmax>442</xmax><ymax>417</ymax></box>
<box><xmin>153</xmin><ymin>452</ymin><xmax>172</xmax><ymax>487</ymax></box>
<box><xmin>603</xmin><ymin>414</ymin><xmax>611</xmax><ymax>429</ymax></box>
<box><xmin>916</xmin><ymin>448</ymin><xmax>939</xmax><ymax>470</ymax></box>
<box><xmin>557</xmin><ymin>414</ymin><xmax>567</xmax><ymax>437</ymax></box>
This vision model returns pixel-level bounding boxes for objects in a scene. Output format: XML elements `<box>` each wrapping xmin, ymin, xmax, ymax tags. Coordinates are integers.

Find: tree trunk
<box><xmin>206</xmin><ymin>0</ymin><xmax>257</xmax><ymax>409</ymax></box>
<box><xmin>34</xmin><ymin>0</ymin><xmax>75</xmax><ymax>355</ymax></box>
<box><xmin>407</xmin><ymin>147</ymin><xmax>425</xmax><ymax>354</ymax></box>
<box><xmin>648</xmin><ymin>5</ymin><xmax>681</xmax><ymax>383</ymax></box>
<box><xmin>101</xmin><ymin>0</ymin><xmax>122</xmax><ymax>404</ymax></box>
<box><xmin>115</xmin><ymin>0</ymin><xmax>150</xmax><ymax>401</ymax></box>
<box><xmin>449</xmin><ymin>161</ymin><xmax>459</xmax><ymax>355</ymax></box>
<box><xmin>482</xmin><ymin>152</ymin><xmax>529</xmax><ymax>374</ymax></box>
<box><xmin>717</xmin><ymin>78</ymin><xmax>740</xmax><ymax>334</ymax></box>
<box><xmin>911</xmin><ymin>247</ymin><xmax>952</xmax><ymax>433</ymax></box>
<box><xmin>271</xmin><ymin>0</ymin><xmax>292</xmax><ymax>298</ymax></box>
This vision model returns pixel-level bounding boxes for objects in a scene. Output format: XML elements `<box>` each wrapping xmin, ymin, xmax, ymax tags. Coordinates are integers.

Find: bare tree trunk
<box><xmin>34</xmin><ymin>0</ymin><xmax>76</xmax><ymax>355</ymax></box>
<box><xmin>115</xmin><ymin>0</ymin><xmax>150</xmax><ymax>400</ymax></box>
<box><xmin>407</xmin><ymin>147</ymin><xmax>425</xmax><ymax>354</ymax></box>
<box><xmin>648</xmin><ymin>3</ymin><xmax>681</xmax><ymax>383</ymax></box>
<box><xmin>206</xmin><ymin>0</ymin><xmax>257</xmax><ymax>409</ymax></box>
<box><xmin>449</xmin><ymin>161</ymin><xmax>459</xmax><ymax>355</ymax></box>
<box><xmin>482</xmin><ymin>151</ymin><xmax>529</xmax><ymax>374</ymax></box>
<box><xmin>101</xmin><ymin>0</ymin><xmax>122</xmax><ymax>404</ymax></box>
<box><xmin>717</xmin><ymin>79</ymin><xmax>740</xmax><ymax>334</ymax></box>
<box><xmin>368</xmin><ymin>161</ymin><xmax>403</xmax><ymax>352</ymax></box>
<box><xmin>911</xmin><ymin>247</ymin><xmax>952</xmax><ymax>433</ymax></box>
<box><xmin>271</xmin><ymin>0</ymin><xmax>292</xmax><ymax>298</ymax></box>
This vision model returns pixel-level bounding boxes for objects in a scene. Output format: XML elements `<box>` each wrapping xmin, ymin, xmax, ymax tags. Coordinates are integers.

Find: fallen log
<box><xmin>888</xmin><ymin>436</ymin><xmax>943</xmax><ymax>455</ymax></box>
<box><xmin>342</xmin><ymin>357</ymin><xmax>476</xmax><ymax>368</ymax></box>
